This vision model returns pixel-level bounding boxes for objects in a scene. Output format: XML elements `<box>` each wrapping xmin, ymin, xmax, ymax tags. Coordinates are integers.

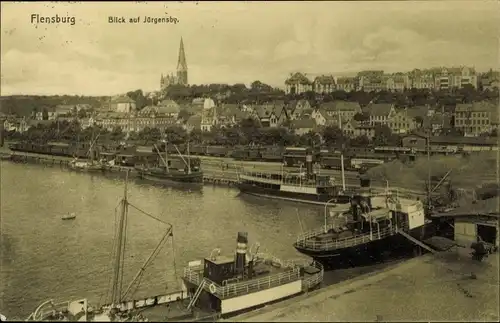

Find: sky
<box><xmin>1</xmin><ymin>1</ymin><xmax>499</xmax><ymax>96</ymax></box>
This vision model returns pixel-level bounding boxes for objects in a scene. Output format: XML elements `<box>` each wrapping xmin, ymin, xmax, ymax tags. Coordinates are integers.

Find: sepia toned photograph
<box><xmin>0</xmin><ymin>0</ymin><xmax>498</xmax><ymax>321</ymax></box>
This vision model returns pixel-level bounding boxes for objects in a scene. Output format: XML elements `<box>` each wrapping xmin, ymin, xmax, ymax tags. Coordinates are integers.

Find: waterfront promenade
<box><xmin>230</xmin><ymin>247</ymin><xmax>499</xmax><ymax>322</ymax></box>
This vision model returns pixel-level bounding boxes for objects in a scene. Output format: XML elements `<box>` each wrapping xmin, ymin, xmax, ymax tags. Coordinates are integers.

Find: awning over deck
<box><xmin>361</xmin><ymin>208</ymin><xmax>391</xmax><ymax>222</ymax></box>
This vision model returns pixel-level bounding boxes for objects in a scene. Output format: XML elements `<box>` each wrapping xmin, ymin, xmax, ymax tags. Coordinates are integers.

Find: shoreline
<box><xmin>0</xmin><ymin>146</ymin><xmax>426</xmax><ymax>198</ymax></box>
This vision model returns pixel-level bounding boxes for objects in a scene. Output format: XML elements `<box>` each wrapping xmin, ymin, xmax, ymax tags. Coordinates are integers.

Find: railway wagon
<box><xmin>319</xmin><ymin>151</ymin><xmax>352</xmax><ymax>170</ymax></box>
<box><xmin>231</xmin><ymin>146</ymin><xmax>262</xmax><ymax>161</ymax></box>
<box><xmin>189</xmin><ymin>144</ymin><xmax>207</xmax><ymax>155</ymax></box>
<box><xmin>260</xmin><ymin>146</ymin><xmax>285</xmax><ymax>162</ymax></box>
<box><xmin>206</xmin><ymin>145</ymin><xmax>231</xmax><ymax>157</ymax></box>
<box><xmin>283</xmin><ymin>146</ymin><xmax>320</xmax><ymax>167</ymax></box>
<box><xmin>47</xmin><ymin>142</ymin><xmax>71</xmax><ymax>156</ymax></box>
<box><xmin>350</xmin><ymin>157</ymin><xmax>384</xmax><ymax>170</ymax></box>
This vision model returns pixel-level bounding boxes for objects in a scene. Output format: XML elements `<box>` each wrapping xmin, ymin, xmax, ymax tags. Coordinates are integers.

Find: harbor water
<box><xmin>0</xmin><ymin>162</ymin><xmax>325</xmax><ymax>319</ymax></box>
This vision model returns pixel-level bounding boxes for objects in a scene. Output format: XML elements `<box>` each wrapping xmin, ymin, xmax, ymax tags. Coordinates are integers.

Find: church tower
<box><xmin>176</xmin><ymin>37</ymin><xmax>188</xmax><ymax>85</ymax></box>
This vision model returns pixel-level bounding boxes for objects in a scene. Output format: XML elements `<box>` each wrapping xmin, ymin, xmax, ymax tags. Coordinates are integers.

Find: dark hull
<box><xmin>140</xmin><ymin>170</ymin><xmax>203</xmax><ymax>184</ymax></box>
<box><xmin>294</xmin><ymin>222</ymin><xmax>436</xmax><ymax>268</ymax></box>
<box><xmin>236</xmin><ymin>182</ymin><xmax>350</xmax><ymax>206</ymax></box>
<box><xmin>68</xmin><ymin>165</ymin><xmax>105</xmax><ymax>173</ymax></box>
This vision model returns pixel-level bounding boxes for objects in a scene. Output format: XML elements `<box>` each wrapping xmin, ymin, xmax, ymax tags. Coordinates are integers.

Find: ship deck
<box><xmin>295</xmin><ymin>221</ymin><xmax>407</xmax><ymax>252</ymax></box>
<box><xmin>183</xmin><ymin>256</ymin><xmax>323</xmax><ymax>300</ymax></box>
<box><xmin>136</xmin><ymin>302</ymin><xmax>218</xmax><ymax>322</ymax></box>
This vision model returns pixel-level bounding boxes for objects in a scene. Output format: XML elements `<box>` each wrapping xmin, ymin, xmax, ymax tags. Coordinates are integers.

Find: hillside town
<box><xmin>1</xmin><ymin>38</ymin><xmax>499</xmax><ymax>147</ymax></box>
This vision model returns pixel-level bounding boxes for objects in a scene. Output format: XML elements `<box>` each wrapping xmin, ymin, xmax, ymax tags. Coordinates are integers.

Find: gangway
<box><xmin>397</xmin><ymin>230</ymin><xmax>437</xmax><ymax>254</ymax></box>
<box><xmin>187</xmin><ymin>278</ymin><xmax>207</xmax><ymax>310</ymax></box>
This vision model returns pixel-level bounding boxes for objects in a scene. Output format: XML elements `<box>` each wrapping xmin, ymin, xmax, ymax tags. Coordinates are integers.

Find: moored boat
<box><xmin>136</xmin><ymin>141</ymin><xmax>203</xmax><ymax>185</ymax></box>
<box><xmin>68</xmin><ymin>130</ymin><xmax>105</xmax><ymax>173</ymax></box>
<box><xmin>236</xmin><ymin>148</ymin><xmax>351</xmax><ymax>205</ymax></box>
<box><xmin>293</xmin><ymin>188</ymin><xmax>436</xmax><ymax>268</ymax></box>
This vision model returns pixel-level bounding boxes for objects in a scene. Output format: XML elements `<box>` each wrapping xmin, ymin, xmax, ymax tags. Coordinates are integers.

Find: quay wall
<box><xmin>0</xmin><ymin>148</ymin><xmax>426</xmax><ymax>196</ymax></box>
<box><xmin>230</xmin><ymin>250</ymin><xmax>499</xmax><ymax>322</ymax></box>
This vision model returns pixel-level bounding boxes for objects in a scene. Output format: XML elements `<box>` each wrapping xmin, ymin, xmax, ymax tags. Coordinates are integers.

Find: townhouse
<box><xmin>454</xmin><ymin>101</ymin><xmax>496</xmax><ymax>136</ymax></box>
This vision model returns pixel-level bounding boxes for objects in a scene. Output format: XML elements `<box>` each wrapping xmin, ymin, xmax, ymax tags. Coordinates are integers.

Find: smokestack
<box><xmin>235</xmin><ymin>232</ymin><xmax>248</xmax><ymax>277</ymax></box>
<box><xmin>305</xmin><ymin>148</ymin><xmax>313</xmax><ymax>177</ymax></box>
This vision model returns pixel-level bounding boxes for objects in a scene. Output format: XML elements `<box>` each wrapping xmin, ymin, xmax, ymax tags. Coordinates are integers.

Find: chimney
<box><xmin>235</xmin><ymin>232</ymin><xmax>248</xmax><ymax>277</ymax></box>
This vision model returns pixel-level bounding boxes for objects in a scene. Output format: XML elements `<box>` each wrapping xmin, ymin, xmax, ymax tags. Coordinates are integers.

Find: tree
<box><xmin>413</xmin><ymin>116</ymin><xmax>424</xmax><ymax>128</ymax></box>
<box><xmin>188</xmin><ymin>128</ymin><xmax>203</xmax><ymax>144</ymax></box>
<box><xmin>42</xmin><ymin>108</ymin><xmax>49</xmax><ymax>120</ymax></box>
<box><xmin>77</xmin><ymin>109</ymin><xmax>88</xmax><ymax>119</ymax></box>
<box><xmin>127</xmin><ymin>89</ymin><xmax>148</xmax><ymax>110</ymax></box>
<box><xmin>298</xmin><ymin>131</ymin><xmax>321</xmax><ymax>147</ymax></box>
<box><xmin>349</xmin><ymin>135</ymin><xmax>371</xmax><ymax>147</ymax></box>
<box><xmin>138</xmin><ymin>127</ymin><xmax>162</xmax><ymax>144</ymax></box>
<box><xmin>373</xmin><ymin>125</ymin><xmax>394</xmax><ymax>146</ymax></box>
<box><xmin>177</xmin><ymin>109</ymin><xmax>191</xmax><ymax>122</ymax></box>
<box><xmin>238</xmin><ymin>117</ymin><xmax>261</xmax><ymax>145</ymax></box>
<box><xmin>164</xmin><ymin>125</ymin><xmax>187</xmax><ymax>144</ymax></box>
<box><xmin>250</xmin><ymin>81</ymin><xmax>273</xmax><ymax>93</ymax></box>
<box><xmin>321</xmin><ymin>126</ymin><xmax>345</xmax><ymax>147</ymax></box>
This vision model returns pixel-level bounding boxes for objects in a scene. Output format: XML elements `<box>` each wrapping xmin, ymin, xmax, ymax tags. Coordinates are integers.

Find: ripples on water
<box><xmin>0</xmin><ymin>162</ymin><xmax>325</xmax><ymax>319</ymax></box>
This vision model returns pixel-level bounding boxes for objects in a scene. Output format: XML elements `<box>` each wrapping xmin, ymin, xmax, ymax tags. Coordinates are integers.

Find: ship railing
<box><xmin>296</xmin><ymin>223</ymin><xmax>338</xmax><ymax>242</ymax></box>
<box><xmin>238</xmin><ymin>171</ymin><xmax>323</xmax><ymax>188</ymax></box>
<box><xmin>183</xmin><ymin>263</ymin><xmax>301</xmax><ymax>300</ymax></box>
<box><xmin>301</xmin><ymin>261</ymin><xmax>324</xmax><ymax>291</ymax></box>
<box><xmin>217</xmin><ymin>268</ymin><xmax>301</xmax><ymax>299</ymax></box>
<box><xmin>295</xmin><ymin>222</ymin><xmax>409</xmax><ymax>251</ymax></box>
<box><xmin>183</xmin><ymin>265</ymin><xmax>204</xmax><ymax>285</ymax></box>
<box><xmin>27</xmin><ymin>299</ymin><xmax>70</xmax><ymax>321</ymax></box>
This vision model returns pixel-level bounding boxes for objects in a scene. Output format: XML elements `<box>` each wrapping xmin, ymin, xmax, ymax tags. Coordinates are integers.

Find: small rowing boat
<box><xmin>62</xmin><ymin>213</ymin><xmax>76</xmax><ymax>220</ymax></box>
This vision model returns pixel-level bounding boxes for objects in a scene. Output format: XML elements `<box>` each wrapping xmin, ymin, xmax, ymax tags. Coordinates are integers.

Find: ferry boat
<box><xmin>293</xmin><ymin>186</ymin><xmax>436</xmax><ymax>267</ymax></box>
<box><xmin>136</xmin><ymin>142</ymin><xmax>203</xmax><ymax>184</ymax></box>
<box><xmin>236</xmin><ymin>148</ymin><xmax>351</xmax><ymax>205</ymax></box>
<box><xmin>27</xmin><ymin>172</ymin><xmax>323</xmax><ymax>322</ymax></box>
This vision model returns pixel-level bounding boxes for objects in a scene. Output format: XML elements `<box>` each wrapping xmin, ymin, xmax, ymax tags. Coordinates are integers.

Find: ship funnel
<box><xmin>235</xmin><ymin>232</ymin><xmax>248</xmax><ymax>276</ymax></box>
<box><xmin>305</xmin><ymin>148</ymin><xmax>313</xmax><ymax>177</ymax></box>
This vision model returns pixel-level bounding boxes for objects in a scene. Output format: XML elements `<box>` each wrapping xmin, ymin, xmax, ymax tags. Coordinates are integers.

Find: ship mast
<box><xmin>110</xmin><ymin>171</ymin><xmax>129</xmax><ymax>307</ymax></box>
<box><xmin>187</xmin><ymin>139</ymin><xmax>191</xmax><ymax>174</ymax></box>
<box><xmin>164</xmin><ymin>139</ymin><xmax>170</xmax><ymax>173</ymax></box>
<box><xmin>90</xmin><ymin>127</ymin><xmax>94</xmax><ymax>164</ymax></box>
<box><xmin>427</xmin><ymin>129</ymin><xmax>431</xmax><ymax>213</ymax></box>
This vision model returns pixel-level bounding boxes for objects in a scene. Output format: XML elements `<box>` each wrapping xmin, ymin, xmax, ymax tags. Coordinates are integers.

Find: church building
<box><xmin>160</xmin><ymin>37</ymin><xmax>189</xmax><ymax>89</ymax></box>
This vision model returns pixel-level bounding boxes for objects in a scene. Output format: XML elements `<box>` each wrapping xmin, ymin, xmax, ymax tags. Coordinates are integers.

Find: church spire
<box><xmin>177</xmin><ymin>37</ymin><xmax>187</xmax><ymax>71</ymax></box>
<box><xmin>176</xmin><ymin>37</ymin><xmax>188</xmax><ymax>85</ymax></box>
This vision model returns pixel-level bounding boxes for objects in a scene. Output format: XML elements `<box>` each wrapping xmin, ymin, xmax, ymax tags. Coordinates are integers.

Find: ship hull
<box><xmin>139</xmin><ymin>171</ymin><xmax>203</xmax><ymax>184</ymax></box>
<box><xmin>294</xmin><ymin>222</ymin><xmax>436</xmax><ymax>268</ymax></box>
<box><xmin>236</xmin><ymin>182</ymin><xmax>350</xmax><ymax>206</ymax></box>
<box><xmin>68</xmin><ymin>164</ymin><xmax>105</xmax><ymax>172</ymax></box>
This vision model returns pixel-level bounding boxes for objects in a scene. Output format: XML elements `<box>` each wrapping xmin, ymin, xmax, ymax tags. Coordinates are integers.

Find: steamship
<box><xmin>293</xmin><ymin>187</ymin><xmax>436</xmax><ymax>267</ymax></box>
<box><xmin>236</xmin><ymin>150</ymin><xmax>351</xmax><ymax>205</ymax></box>
<box><xmin>28</xmin><ymin>174</ymin><xmax>323</xmax><ymax>321</ymax></box>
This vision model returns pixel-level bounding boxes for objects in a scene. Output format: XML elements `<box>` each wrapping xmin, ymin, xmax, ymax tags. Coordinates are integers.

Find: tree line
<box><xmin>3</xmin><ymin>118</ymin><xmax>402</xmax><ymax>148</ymax></box>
